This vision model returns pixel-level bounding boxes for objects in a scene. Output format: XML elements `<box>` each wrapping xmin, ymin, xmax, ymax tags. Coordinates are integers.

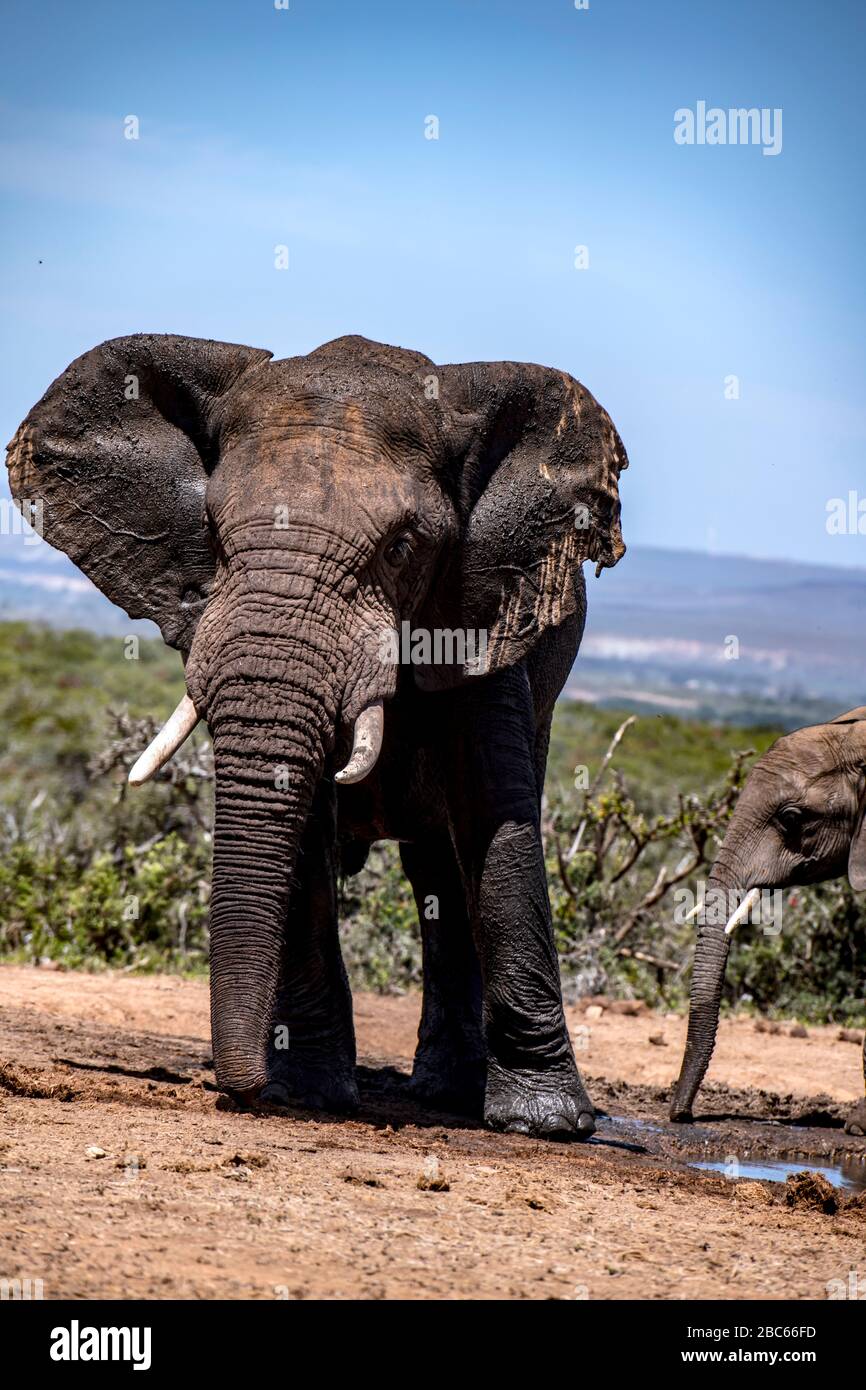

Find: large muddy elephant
<box><xmin>8</xmin><ymin>333</ymin><xmax>628</xmax><ymax>1139</ymax></box>
<box><xmin>671</xmin><ymin>707</ymin><xmax>866</xmax><ymax>1136</ymax></box>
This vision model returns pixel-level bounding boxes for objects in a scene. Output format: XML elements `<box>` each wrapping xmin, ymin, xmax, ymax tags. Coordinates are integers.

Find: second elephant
<box><xmin>671</xmin><ymin>706</ymin><xmax>866</xmax><ymax>1136</ymax></box>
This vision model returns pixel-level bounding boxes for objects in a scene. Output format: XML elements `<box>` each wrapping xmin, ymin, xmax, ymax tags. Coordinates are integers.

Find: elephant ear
<box><xmin>6</xmin><ymin>334</ymin><xmax>271</xmax><ymax>654</ymax></box>
<box><xmin>416</xmin><ymin>360</ymin><xmax>627</xmax><ymax>688</ymax></box>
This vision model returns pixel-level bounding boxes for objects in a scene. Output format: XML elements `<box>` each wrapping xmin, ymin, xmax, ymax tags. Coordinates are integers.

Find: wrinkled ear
<box><xmin>415</xmin><ymin>360</ymin><xmax>627</xmax><ymax>688</ymax></box>
<box><xmin>849</xmin><ymin>788</ymin><xmax>866</xmax><ymax>892</ymax></box>
<box><xmin>6</xmin><ymin>334</ymin><xmax>271</xmax><ymax>653</ymax></box>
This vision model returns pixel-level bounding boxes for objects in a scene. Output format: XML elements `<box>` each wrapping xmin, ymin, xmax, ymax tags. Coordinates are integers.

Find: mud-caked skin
<box><xmin>8</xmin><ymin>332</ymin><xmax>628</xmax><ymax>1140</ymax></box>
<box><xmin>671</xmin><ymin>708</ymin><xmax>866</xmax><ymax>1138</ymax></box>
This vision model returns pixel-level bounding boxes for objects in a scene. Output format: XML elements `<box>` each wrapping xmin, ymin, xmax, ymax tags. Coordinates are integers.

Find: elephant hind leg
<box><xmin>400</xmin><ymin>835</ymin><xmax>486</xmax><ymax>1115</ymax></box>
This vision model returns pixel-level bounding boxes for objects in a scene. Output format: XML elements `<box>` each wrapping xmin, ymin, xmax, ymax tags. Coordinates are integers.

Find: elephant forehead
<box><xmin>752</xmin><ymin>745</ymin><xmax>850</xmax><ymax>806</ymax></box>
<box><xmin>225</xmin><ymin>391</ymin><xmax>440</xmax><ymax>475</ymax></box>
<box><xmin>209</xmin><ymin>438</ymin><xmax>433</xmax><ymax>521</ymax></box>
<box><xmin>747</xmin><ymin>756</ymin><xmax>807</xmax><ymax>802</ymax></box>
<box><xmin>235</xmin><ymin>352</ymin><xmax>438</xmax><ymax>436</ymax></box>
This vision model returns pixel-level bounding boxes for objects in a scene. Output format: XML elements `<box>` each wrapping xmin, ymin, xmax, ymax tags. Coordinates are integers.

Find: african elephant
<box><xmin>670</xmin><ymin>706</ymin><xmax>866</xmax><ymax>1136</ymax></box>
<box><xmin>8</xmin><ymin>333</ymin><xmax>628</xmax><ymax>1139</ymax></box>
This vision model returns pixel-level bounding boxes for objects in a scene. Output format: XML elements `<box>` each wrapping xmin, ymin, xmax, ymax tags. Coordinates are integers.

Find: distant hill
<box><xmin>576</xmin><ymin>545</ymin><xmax>866</xmax><ymax>726</ymax></box>
<box><xmin>1</xmin><ymin>528</ymin><xmax>863</xmax><ymax>727</ymax></box>
<box><xmin>0</xmin><ymin>530</ymin><xmax>158</xmax><ymax>639</ymax></box>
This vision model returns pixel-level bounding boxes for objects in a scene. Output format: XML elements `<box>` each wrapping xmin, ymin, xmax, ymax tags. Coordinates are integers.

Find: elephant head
<box><xmin>671</xmin><ymin>707</ymin><xmax>866</xmax><ymax>1124</ymax></box>
<box><xmin>8</xmin><ymin>333</ymin><xmax>627</xmax><ymax>1101</ymax></box>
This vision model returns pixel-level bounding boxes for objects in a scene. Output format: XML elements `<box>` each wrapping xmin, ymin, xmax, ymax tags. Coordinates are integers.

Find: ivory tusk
<box><xmin>723</xmin><ymin>886</ymin><xmax>761</xmax><ymax>936</ymax></box>
<box><xmin>334</xmin><ymin>701</ymin><xmax>384</xmax><ymax>785</ymax></box>
<box><xmin>681</xmin><ymin>898</ymin><xmax>703</xmax><ymax>924</ymax></box>
<box><xmin>128</xmin><ymin>695</ymin><xmax>201</xmax><ymax>786</ymax></box>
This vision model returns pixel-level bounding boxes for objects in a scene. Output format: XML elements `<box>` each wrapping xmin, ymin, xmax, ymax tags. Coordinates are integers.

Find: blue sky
<box><xmin>2</xmin><ymin>0</ymin><xmax>864</xmax><ymax>568</ymax></box>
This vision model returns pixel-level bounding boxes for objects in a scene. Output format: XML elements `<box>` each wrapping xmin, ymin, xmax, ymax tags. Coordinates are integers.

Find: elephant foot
<box><xmin>669</xmin><ymin>1104</ymin><xmax>694</xmax><ymax>1123</ymax></box>
<box><xmin>484</xmin><ymin>1059</ymin><xmax>596</xmax><ymax>1140</ymax></box>
<box><xmin>408</xmin><ymin>1044</ymin><xmax>486</xmax><ymax>1116</ymax></box>
<box><xmin>261</xmin><ymin>1055</ymin><xmax>359</xmax><ymax>1115</ymax></box>
<box><xmin>844</xmin><ymin>1098</ymin><xmax>866</xmax><ymax>1137</ymax></box>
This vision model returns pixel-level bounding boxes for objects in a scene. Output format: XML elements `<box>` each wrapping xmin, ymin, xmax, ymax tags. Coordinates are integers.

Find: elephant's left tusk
<box><xmin>335</xmin><ymin>701</ymin><xmax>384</xmax><ymax>785</ymax></box>
<box><xmin>128</xmin><ymin>695</ymin><xmax>201</xmax><ymax>786</ymax></box>
<box><xmin>723</xmin><ymin>886</ymin><xmax>761</xmax><ymax>936</ymax></box>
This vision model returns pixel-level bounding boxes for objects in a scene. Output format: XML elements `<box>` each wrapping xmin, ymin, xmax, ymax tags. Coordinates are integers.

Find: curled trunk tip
<box><xmin>670</xmin><ymin>876</ymin><xmax>744</xmax><ymax>1122</ymax></box>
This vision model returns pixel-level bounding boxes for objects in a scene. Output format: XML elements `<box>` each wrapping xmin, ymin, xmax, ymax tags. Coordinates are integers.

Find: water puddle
<box><xmin>600</xmin><ymin>1114</ymin><xmax>665</xmax><ymax>1136</ymax></box>
<box><xmin>691</xmin><ymin>1157</ymin><xmax>866</xmax><ymax>1192</ymax></box>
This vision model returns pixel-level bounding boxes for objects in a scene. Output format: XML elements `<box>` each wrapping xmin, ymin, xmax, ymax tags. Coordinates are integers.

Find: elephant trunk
<box><xmin>181</xmin><ymin>519</ymin><xmax>398</xmax><ymax>1099</ymax></box>
<box><xmin>207</xmin><ymin>693</ymin><xmax>330</xmax><ymax>1098</ymax></box>
<box><xmin>670</xmin><ymin>868</ymin><xmax>739</xmax><ymax>1122</ymax></box>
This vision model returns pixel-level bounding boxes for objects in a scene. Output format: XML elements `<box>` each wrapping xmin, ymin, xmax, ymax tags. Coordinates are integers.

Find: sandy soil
<box><xmin>0</xmin><ymin>964</ymin><xmax>863</xmax><ymax>1301</ymax></box>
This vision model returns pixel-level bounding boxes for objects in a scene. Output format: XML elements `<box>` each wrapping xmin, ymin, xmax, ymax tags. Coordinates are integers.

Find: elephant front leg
<box><xmin>400</xmin><ymin>836</ymin><xmax>486</xmax><ymax>1114</ymax></box>
<box><xmin>262</xmin><ymin>784</ymin><xmax>358</xmax><ymax>1114</ymax></box>
<box><xmin>448</xmin><ymin>673</ymin><xmax>595</xmax><ymax>1140</ymax></box>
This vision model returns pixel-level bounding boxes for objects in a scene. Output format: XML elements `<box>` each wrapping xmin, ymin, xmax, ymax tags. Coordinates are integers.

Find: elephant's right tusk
<box><xmin>723</xmin><ymin>886</ymin><xmax>761</xmax><ymax>936</ymax></box>
<box><xmin>128</xmin><ymin>695</ymin><xmax>201</xmax><ymax>786</ymax></box>
<box><xmin>335</xmin><ymin>701</ymin><xmax>384</xmax><ymax>785</ymax></box>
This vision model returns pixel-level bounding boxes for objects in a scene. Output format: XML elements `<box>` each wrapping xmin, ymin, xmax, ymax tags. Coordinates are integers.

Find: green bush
<box><xmin>338</xmin><ymin>843</ymin><xmax>420</xmax><ymax>993</ymax></box>
<box><xmin>0</xmin><ymin>834</ymin><xmax>210</xmax><ymax>970</ymax></box>
<box><xmin>722</xmin><ymin>880</ymin><xmax>866</xmax><ymax>1025</ymax></box>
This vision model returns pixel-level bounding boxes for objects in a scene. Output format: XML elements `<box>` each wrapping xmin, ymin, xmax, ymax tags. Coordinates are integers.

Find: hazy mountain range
<box><xmin>576</xmin><ymin>546</ymin><xmax>865</xmax><ymax>725</ymax></box>
<box><xmin>1</xmin><ymin>530</ymin><xmax>863</xmax><ymax>728</ymax></box>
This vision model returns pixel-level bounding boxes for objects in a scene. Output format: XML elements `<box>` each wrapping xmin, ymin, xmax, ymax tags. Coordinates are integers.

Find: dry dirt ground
<box><xmin>0</xmin><ymin>964</ymin><xmax>864</xmax><ymax>1301</ymax></box>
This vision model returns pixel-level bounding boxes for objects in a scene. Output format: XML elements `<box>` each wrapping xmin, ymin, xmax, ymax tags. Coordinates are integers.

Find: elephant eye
<box><xmin>776</xmin><ymin>805</ymin><xmax>803</xmax><ymax>838</ymax></box>
<box><xmin>384</xmin><ymin>532</ymin><xmax>415</xmax><ymax>568</ymax></box>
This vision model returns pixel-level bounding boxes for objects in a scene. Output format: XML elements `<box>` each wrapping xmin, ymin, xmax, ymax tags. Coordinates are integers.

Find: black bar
<box><xmin>2</xmin><ymin>1298</ymin><xmax>859</xmax><ymax>1375</ymax></box>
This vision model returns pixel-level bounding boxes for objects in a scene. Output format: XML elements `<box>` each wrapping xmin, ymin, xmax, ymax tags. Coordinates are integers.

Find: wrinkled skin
<box><xmin>9</xmin><ymin>333</ymin><xmax>628</xmax><ymax>1140</ymax></box>
<box><xmin>671</xmin><ymin>707</ymin><xmax>866</xmax><ymax>1137</ymax></box>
